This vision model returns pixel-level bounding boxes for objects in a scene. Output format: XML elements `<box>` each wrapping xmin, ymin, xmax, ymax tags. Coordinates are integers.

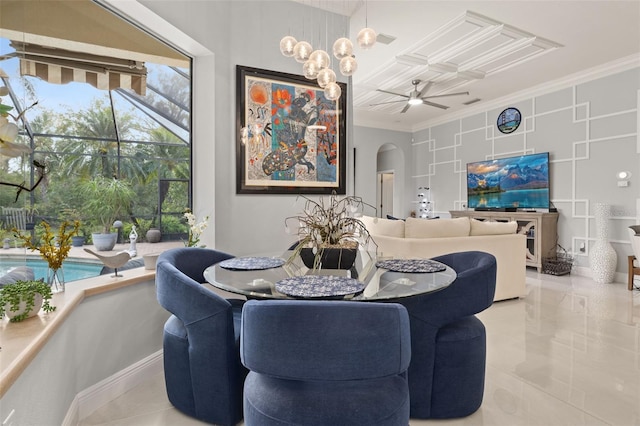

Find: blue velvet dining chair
<box><xmin>395</xmin><ymin>250</ymin><xmax>497</xmax><ymax>419</ymax></box>
<box><xmin>156</xmin><ymin>247</ymin><xmax>247</xmax><ymax>426</ymax></box>
<box><xmin>240</xmin><ymin>299</ymin><xmax>412</xmax><ymax>426</ymax></box>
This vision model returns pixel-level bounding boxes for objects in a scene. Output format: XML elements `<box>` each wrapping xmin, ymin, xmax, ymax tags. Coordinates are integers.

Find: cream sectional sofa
<box><xmin>361</xmin><ymin>216</ymin><xmax>526</xmax><ymax>301</ymax></box>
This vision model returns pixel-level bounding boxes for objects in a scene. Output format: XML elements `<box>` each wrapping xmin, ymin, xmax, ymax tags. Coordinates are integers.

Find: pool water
<box><xmin>0</xmin><ymin>258</ymin><xmax>103</xmax><ymax>282</ymax></box>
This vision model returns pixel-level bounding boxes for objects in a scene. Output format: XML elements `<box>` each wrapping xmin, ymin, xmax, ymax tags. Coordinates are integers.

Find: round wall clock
<box><xmin>497</xmin><ymin>107</ymin><xmax>521</xmax><ymax>134</ymax></box>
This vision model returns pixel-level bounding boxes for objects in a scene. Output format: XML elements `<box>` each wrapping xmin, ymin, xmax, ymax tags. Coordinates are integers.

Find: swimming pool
<box><xmin>0</xmin><ymin>258</ymin><xmax>103</xmax><ymax>282</ymax></box>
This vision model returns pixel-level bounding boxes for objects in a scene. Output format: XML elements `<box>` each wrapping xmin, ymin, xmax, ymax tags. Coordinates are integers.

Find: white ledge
<box><xmin>0</xmin><ymin>268</ymin><xmax>156</xmax><ymax>398</ymax></box>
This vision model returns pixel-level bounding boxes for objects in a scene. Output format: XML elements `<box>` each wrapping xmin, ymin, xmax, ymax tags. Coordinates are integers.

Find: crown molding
<box><xmin>412</xmin><ymin>53</ymin><xmax>640</xmax><ymax>132</ymax></box>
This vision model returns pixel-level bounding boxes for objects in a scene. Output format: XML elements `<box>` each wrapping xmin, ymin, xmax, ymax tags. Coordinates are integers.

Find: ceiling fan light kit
<box><xmin>371</xmin><ymin>79</ymin><xmax>470</xmax><ymax>113</ymax></box>
<box><xmin>279</xmin><ymin>0</ymin><xmax>377</xmax><ymax>99</ymax></box>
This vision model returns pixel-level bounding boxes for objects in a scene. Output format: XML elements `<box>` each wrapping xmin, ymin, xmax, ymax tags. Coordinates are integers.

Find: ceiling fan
<box><xmin>371</xmin><ymin>79</ymin><xmax>469</xmax><ymax>113</ymax></box>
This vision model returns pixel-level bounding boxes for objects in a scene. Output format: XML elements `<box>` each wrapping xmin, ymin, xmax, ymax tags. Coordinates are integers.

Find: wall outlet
<box><xmin>618</xmin><ymin>180</ymin><xmax>629</xmax><ymax>187</ymax></box>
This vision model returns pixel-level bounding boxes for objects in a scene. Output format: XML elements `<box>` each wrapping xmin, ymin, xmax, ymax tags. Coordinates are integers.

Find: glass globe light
<box><xmin>303</xmin><ymin>60</ymin><xmax>320</xmax><ymax>80</ymax></box>
<box><xmin>293</xmin><ymin>41</ymin><xmax>313</xmax><ymax>63</ymax></box>
<box><xmin>317</xmin><ymin>68</ymin><xmax>336</xmax><ymax>88</ymax></box>
<box><xmin>280</xmin><ymin>35</ymin><xmax>297</xmax><ymax>57</ymax></box>
<box><xmin>339</xmin><ymin>56</ymin><xmax>358</xmax><ymax>76</ymax></box>
<box><xmin>324</xmin><ymin>82</ymin><xmax>341</xmax><ymax>100</ymax></box>
<box><xmin>357</xmin><ymin>27</ymin><xmax>377</xmax><ymax>49</ymax></box>
<box><xmin>332</xmin><ymin>37</ymin><xmax>353</xmax><ymax>59</ymax></box>
<box><xmin>309</xmin><ymin>49</ymin><xmax>330</xmax><ymax>69</ymax></box>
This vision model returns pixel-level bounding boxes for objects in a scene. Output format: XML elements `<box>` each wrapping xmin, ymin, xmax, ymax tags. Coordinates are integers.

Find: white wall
<box><xmin>117</xmin><ymin>1</ymin><xmax>638</xmax><ymax>276</ymax></box>
<box><xmin>410</xmin><ymin>65</ymin><xmax>640</xmax><ymax>274</ymax></box>
<box><xmin>353</xmin><ymin>126</ymin><xmax>412</xmax><ymax>216</ymax></box>
<box><xmin>0</xmin><ymin>280</ymin><xmax>168</xmax><ymax>425</ymax></box>
<box><xmin>138</xmin><ymin>0</ymin><xmax>351</xmax><ymax>255</ymax></box>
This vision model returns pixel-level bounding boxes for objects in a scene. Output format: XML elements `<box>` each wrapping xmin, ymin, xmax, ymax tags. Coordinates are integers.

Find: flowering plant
<box><xmin>15</xmin><ymin>220</ymin><xmax>80</xmax><ymax>270</ymax></box>
<box><xmin>184</xmin><ymin>209</ymin><xmax>209</xmax><ymax>247</ymax></box>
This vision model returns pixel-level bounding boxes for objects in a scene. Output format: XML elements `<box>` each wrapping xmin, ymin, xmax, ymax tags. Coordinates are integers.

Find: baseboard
<box><xmin>570</xmin><ymin>265</ymin><xmax>627</xmax><ymax>285</ymax></box>
<box><xmin>62</xmin><ymin>350</ymin><xmax>163</xmax><ymax>426</ymax></box>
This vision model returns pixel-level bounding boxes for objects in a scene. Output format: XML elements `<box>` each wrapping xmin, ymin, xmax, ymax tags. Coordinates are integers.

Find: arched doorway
<box><xmin>376</xmin><ymin>143</ymin><xmax>403</xmax><ymax>218</ymax></box>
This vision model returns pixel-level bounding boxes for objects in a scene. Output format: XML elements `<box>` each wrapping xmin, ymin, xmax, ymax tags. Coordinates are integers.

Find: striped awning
<box><xmin>11</xmin><ymin>42</ymin><xmax>147</xmax><ymax>96</ymax></box>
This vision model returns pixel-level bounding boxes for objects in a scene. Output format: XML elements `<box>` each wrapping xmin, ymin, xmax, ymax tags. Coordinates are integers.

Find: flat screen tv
<box><xmin>466</xmin><ymin>152</ymin><xmax>550</xmax><ymax>211</ymax></box>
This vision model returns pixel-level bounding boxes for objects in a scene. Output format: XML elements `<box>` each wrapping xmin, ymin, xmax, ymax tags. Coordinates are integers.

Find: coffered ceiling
<box><xmin>297</xmin><ymin>1</ymin><xmax>640</xmax><ymax>132</ymax></box>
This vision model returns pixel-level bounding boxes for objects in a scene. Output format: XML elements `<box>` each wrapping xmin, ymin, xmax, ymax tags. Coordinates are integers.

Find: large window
<box><xmin>0</xmin><ymin>1</ymin><xmax>192</xmax><ymax>242</ymax></box>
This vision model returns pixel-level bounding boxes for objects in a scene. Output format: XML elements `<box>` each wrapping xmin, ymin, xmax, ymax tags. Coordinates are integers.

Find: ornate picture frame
<box><xmin>236</xmin><ymin>65</ymin><xmax>347</xmax><ymax>195</ymax></box>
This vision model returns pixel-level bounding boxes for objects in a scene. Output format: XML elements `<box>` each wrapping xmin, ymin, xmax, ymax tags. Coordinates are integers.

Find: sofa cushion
<box><xmin>0</xmin><ymin>266</ymin><xmax>35</xmax><ymax>287</ymax></box>
<box><xmin>469</xmin><ymin>219</ymin><xmax>518</xmax><ymax>236</ymax></box>
<box><xmin>361</xmin><ymin>215</ymin><xmax>405</xmax><ymax>238</ymax></box>
<box><xmin>405</xmin><ymin>217</ymin><xmax>470</xmax><ymax>238</ymax></box>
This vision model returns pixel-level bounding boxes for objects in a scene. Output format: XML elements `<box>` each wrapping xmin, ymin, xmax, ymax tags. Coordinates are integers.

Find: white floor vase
<box><xmin>589</xmin><ymin>203</ymin><xmax>617</xmax><ymax>283</ymax></box>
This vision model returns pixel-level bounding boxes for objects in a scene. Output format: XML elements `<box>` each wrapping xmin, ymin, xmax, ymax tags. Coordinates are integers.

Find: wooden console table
<box><xmin>450</xmin><ymin>210</ymin><xmax>559</xmax><ymax>272</ymax></box>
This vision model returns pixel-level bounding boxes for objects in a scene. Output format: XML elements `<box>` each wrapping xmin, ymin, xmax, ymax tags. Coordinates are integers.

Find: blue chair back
<box><xmin>241</xmin><ymin>299</ymin><xmax>411</xmax><ymax>381</ymax></box>
<box><xmin>240</xmin><ymin>299</ymin><xmax>412</xmax><ymax>425</ymax></box>
<box><xmin>395</xmin><ymin>250</ymin><xmax>497</xmax><ymax>419</ymax></box>
<box><xmin>399</xmin><ymin>250</ymin><xmax>496</xmax><ymax>325</ymax></box>
<box><xmin>156</xmin><ymin>247</ymin><xmax>245</xmax><ymax>426</ymax></box>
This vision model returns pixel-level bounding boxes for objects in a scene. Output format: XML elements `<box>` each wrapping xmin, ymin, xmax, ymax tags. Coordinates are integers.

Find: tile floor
<box><xmin>79</xmin><ymin>270</ymin><xmax>640</xmax><ymax>425</ymax></box>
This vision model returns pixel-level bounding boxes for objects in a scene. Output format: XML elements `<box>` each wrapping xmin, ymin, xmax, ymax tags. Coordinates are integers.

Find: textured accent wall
<box><xmin>412</xmin><ymin>67</ymin><xmax>640</xmax><ymax>274</ymax></box>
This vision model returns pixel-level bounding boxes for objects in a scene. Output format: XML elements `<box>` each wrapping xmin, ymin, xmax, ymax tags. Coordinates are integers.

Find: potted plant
<box><xmin>15</xmin><ymin>220</ymin><xmax>80</xmax><ymax>292</ymax></box>
<box><xmin>183</xmin><ymin>208</ymin><xmax>209</xmax><ymax>247</ymax></box>
<box><xmin>80</xmin><ymin>177</ymin><xmax>135</xmax><ymax>251</ymax></box>
<box><xmin>60</xmin><ymin>208</ymin><xmax>86</xmax><ymax>246</ymax></box>
<box><xmin>285</xmin><ymin>192</ymin><xmax>377</xmax><ymax>270</ymax></box>
<box><xmin>0</xmin><ymin>279</ymin><xmax>56</xmax><ymax>322</ymax></box>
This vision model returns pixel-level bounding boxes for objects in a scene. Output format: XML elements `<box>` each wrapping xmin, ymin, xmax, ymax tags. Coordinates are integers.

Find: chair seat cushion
<box><xmin>436</xmin><ymin>316</ymin><xmax>485</xmax><ymax>343</ymax></box>
<box><xmin>244</xmin><ymin>373</ymin><xmax>409</xmax><ymax>426</ymax></box>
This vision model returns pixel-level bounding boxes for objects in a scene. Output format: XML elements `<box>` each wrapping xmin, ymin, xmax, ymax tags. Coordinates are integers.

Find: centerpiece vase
<box><xmin>299</xmin><ymin>246</ymin><xmax>358</xmax><ymax>270</ymax></box>
<box><xmin>589</xmin><ymin>203</ymin><xmax>617</xmax><ymax>283</ymax></box>
<box><xmin>47</xmin><ymin>267</ymin><xmax>65</xmax><ymax>293</ymax></box>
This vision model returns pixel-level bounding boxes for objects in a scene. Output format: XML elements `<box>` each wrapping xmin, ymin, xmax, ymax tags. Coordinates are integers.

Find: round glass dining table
<box><xmin>203</xmin><ymin>250</ymin><xmax>457</xmax><ymax>301</ymax></box>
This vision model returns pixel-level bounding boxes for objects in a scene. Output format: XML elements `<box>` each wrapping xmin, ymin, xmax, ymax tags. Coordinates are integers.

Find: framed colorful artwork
<box><xmin>236</xmin><ymin>65</ymin><xmax>347</xmax><ymax>194</ymax></box>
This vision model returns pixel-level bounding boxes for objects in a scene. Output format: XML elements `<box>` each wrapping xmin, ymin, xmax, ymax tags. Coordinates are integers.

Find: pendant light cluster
<box><xmin>279</xmin><ymin>3</ymin><xmax>376</xmax><ymax>101</ymax></box>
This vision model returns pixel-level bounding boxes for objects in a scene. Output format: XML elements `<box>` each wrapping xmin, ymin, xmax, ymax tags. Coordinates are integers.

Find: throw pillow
<box><xmin>405</xmin><ymin>217</ymin><xmax>470</xmax><ymax>238</ymax></box>
<box><xmin>0</xmin><ymin>266</ymin><xmax>35</xmax><ymax>287</ymax></box>
<box><xmin>469</xmin><ymin>219</ymin><xmax>518</xmax><ymax>236</ymax></box>
<box><xmin>360</xmin><ymin>215</ymin><xmax>405</xmax><ymax>238</ymax></box>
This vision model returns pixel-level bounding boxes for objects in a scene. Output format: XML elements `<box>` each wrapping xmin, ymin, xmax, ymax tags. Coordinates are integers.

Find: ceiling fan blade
<box><xmin>400</xmin><ymin>103</ymin><xmax>411</xmax><ymax>114</ymax></box>
<box><xmin>376</xmin><ymin>89</ymin><xmax>409</xmax><ymax>98</ymax></box>
<box><xmin>417</xmin><ymin>81</ymin><xmax>433</xmax><ymax>98</ymax></box>
<box><xmin>422</xmin><ymin>100</ymin><xmax>449</xmax><ymax>110</ymax></box>
<box><xmin>422</xmin><ymin>91</ymin><xmax>470</xmax><ymax>100</ymax></box>
<box><xmin>370</xmin><ymin>99</ymin><xmax>410</xmax><ymax>106</ymax></box>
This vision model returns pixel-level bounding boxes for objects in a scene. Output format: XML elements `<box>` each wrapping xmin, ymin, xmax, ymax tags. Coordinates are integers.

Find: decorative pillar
<box><xmin>589</xmin><ymin>203</ymin><xmax>617</xmax><ymax>283</ymax></box>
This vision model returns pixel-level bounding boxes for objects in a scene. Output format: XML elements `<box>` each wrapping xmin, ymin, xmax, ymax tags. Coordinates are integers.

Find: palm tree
<box><xmin>57</xmin><ymin>99</ymin><xmax>139</xmax><ymax>179</ymax></box>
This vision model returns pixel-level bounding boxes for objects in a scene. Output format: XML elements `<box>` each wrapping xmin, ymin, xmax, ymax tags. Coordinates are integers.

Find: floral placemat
<box><xmin>219</xmin><ymin>257</ymin><xmax>285</xmax><ymax>271</ymax></box>
<box><xmin>375</xmin><ymin>259</ymin><xmax>446</xmax><ymax>273</ymax></box>
<box><xmin>275</xmin><ymin>275</ymin><xmax>365</xmax><ymax>298</ymax></box>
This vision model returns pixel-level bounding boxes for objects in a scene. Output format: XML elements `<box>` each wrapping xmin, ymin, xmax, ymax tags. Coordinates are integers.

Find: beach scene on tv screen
<box><xmin>467</xmin><ymin>153</ymin><xmax>549</xmax><ymax>209</ymax></box>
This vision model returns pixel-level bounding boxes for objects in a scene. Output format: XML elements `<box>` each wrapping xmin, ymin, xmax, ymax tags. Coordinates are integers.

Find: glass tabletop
<box><xmin>203</xmin><ymin>249</ymin><xmax>457</xmax><ymax>301</ymax></box>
